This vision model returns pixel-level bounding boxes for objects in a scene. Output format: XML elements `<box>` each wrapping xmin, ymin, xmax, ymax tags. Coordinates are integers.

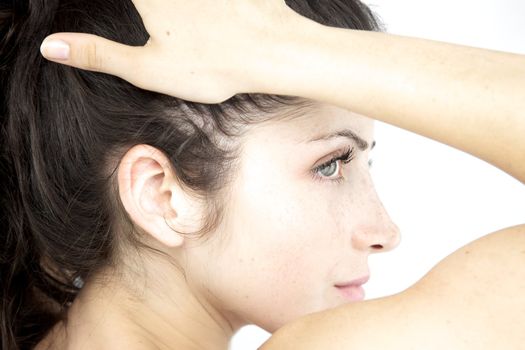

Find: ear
<box><xmin>117</xmin><ymin>144</ymin><xmax>198</xmax><ymax>247</ymax></box>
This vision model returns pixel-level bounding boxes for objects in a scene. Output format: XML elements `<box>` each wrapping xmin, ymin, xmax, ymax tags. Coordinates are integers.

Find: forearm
<box><xmin>256</xmin><ymin>18</ymin><xmax>525</xmax><ymax>183</ymax></box>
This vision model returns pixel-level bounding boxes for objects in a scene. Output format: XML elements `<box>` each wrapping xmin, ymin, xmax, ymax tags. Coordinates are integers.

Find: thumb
<box><xmin>40</xmin><ymin>33</ymin><xmax>143</xmax><ymax>78</ymax></box>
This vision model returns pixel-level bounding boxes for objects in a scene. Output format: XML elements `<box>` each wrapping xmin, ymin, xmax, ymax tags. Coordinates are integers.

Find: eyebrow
<box><xmin>307</xmin><ymin>129</ymin><xmax>376</xmax><ymax>151</ymax></box>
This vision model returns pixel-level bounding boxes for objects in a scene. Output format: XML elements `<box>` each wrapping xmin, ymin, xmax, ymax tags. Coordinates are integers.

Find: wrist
<box><xmin>245</xmin><ymin>14</ymin><xmax>333</xmax><ymax>98</ymax></box>
<box><xmin>248</xmin><ymin>15</ymin><xmax>370</xmax><ymax>110</ymax></box>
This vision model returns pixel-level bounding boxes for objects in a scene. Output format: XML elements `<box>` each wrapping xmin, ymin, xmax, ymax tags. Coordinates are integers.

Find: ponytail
<box><xmin>1</xmin><ymin>1</ymin><xmax>73</xmax><ymax>349</ymax></box>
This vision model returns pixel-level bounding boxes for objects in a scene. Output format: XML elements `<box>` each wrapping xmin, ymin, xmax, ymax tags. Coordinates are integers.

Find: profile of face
<box><xmin>120</xmin><ymin>102</ymin><xmax>401</xmax><ymax>334</ymax></box>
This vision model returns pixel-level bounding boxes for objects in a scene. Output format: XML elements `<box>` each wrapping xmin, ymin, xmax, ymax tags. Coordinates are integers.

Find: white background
<box><xmin>231</xmin><ymin>1</ymin><xmax>525</xmax><ymax>348</ymax></box>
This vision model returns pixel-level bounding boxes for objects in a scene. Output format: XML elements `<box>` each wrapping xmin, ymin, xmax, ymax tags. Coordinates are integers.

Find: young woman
<box><xmin>1</xmin><ymin>0</ymin><xmax>523</xmax><ymax>349</ymax></box>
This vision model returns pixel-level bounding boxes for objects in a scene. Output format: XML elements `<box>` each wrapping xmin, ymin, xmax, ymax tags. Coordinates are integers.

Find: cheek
<box><xmin>210</xmin><ymin>181</ymin><xmax>345</xmax><ymax>330</ymax></box>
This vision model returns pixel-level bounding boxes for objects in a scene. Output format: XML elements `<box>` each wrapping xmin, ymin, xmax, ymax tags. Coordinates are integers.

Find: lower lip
<box><xmin>335</xmin><ymin>285</ymin><xmax>365</xmax><ymax>302</ymax></box>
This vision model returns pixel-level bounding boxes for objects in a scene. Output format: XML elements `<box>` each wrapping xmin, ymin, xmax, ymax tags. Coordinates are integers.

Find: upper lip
<box><xmin>334</xmin><ymin>275</ymin><xmax>370</xmax><ymax>288</ymax></box>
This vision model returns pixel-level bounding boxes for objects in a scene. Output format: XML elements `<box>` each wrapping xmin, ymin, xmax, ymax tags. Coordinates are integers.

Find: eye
<box><xmin>317</xmin><ymin>160</ymin><xmax>341</xmax><ymax>178</ymax></box>
<box><xmin>312</xmin><ymin>146</ymin><xmax>356</xmax><ymax>182</ymax></box>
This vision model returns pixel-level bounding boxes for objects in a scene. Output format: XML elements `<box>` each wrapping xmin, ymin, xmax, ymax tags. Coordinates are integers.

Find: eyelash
<box><xmin>311</xmin><ymin>146</ymin><xmax>356</xmax><ymax>183</ymax></box>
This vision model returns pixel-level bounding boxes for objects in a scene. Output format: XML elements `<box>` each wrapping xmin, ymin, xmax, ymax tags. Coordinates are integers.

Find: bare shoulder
<box><xmin>261</xmin><ymin>224</ymin><xmax>525</xmax><ymax>350</ymax></box>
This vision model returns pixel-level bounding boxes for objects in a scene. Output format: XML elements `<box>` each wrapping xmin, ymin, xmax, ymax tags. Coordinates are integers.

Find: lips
<box><xmin>334</xmin><ymin>275</ymin><xmax>370</xmax><ymax>288</ymax></box>
<box><xmin>334</xmin><ymin>275</ymin><xmax>370</xmax><ymax>302</ymax></box>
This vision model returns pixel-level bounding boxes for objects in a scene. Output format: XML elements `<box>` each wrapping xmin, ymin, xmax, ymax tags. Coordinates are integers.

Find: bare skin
<box><xmin>39</xmin><ymin>0</ymin><xmax>525</xmax><ymax>348</ymax></box>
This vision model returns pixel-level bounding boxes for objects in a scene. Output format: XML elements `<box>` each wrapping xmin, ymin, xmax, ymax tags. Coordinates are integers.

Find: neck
<box><xmin>61</xmin><ymin>260</ymin><xmax>238</xmax><ymax>350</ymax></box>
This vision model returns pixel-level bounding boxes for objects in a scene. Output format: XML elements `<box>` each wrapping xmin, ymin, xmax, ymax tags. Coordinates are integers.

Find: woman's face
<box><xmin>182</xmin><ymin>103</ymin><xmax>401</xmax><ymax>332</ymax></box>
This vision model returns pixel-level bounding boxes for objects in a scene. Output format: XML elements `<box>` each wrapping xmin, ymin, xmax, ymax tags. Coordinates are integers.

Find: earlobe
<box><xmin>117</xmin><ymin>144</ymin><xmax>186</xmax><ymax>248</ymax></box>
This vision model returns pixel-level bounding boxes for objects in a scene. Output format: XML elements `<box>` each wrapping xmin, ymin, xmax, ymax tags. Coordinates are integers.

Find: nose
<box><xmin>351</xmin><ymin>184</ymin><xmax>401</xmax><ymax>254</ymax></box>
<box><xmin>351</xmin><ymin>213</ymin><xmax>401</xmax><ymax>253</ymax></box>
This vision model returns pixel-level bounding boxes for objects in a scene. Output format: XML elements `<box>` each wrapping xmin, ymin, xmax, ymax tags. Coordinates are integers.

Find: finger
<box><xmin>40</xmin><ymin>33</ymin><xmax>143</xmax><ymax>79</ymax></box>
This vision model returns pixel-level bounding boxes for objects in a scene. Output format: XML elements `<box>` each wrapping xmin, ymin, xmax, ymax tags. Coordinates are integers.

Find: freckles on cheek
<box><xmin>234</xmin><ymin>162</ymin><xmax>333</xmax><ymax>272</ymax></box>
<box><xmin>239</xmin><ymin>205</ymin><xmax>313</xmax><ymax>284</ymax></box>
<box><xmin>333</xmin><ymin>194</ymin><xmax>358</xmax><ymax>237</ymax></box>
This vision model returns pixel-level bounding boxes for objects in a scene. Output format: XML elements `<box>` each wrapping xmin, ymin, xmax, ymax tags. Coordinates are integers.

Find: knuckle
<box><xmin>78</xmin><ymin>41</ymin><xmax>104</xmax><ymax>72</ymax></box>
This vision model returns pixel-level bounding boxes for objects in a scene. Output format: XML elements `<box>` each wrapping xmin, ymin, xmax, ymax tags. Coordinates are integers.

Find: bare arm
<box><xmin>261</xmin><ymin>223</ymin><xmax>525</xmax><ymax>349</ymax></box>
<box><xmin>253</xmin><ymin>18</ymin><xmax>525</xmax><ymax>184</ymax></box>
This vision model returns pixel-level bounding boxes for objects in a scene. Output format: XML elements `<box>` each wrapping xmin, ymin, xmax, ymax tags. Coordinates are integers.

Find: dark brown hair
<box><xmin>0</xmin><ymin>0</ymin><xmax>384</xmax><ymax>348</ymax></box>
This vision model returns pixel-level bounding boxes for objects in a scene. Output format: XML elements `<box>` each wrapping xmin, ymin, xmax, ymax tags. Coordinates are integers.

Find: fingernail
<box><xmin>40</xmin><ymin>39</ymin><xmax>70</xmax><ymax>60</ymax></box>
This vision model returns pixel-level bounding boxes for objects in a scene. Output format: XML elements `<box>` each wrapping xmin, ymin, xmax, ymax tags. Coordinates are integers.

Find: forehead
<box><xmin>245</xmin><ymin>102</ymin><xmax>375</xmax><ymax>145</ymax></box>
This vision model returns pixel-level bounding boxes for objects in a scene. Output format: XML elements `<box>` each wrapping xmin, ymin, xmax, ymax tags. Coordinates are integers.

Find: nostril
<box><xmin>371</xmin><ymin>244</ymin><xmax>383</xmax><ymax>250</ymax></box>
